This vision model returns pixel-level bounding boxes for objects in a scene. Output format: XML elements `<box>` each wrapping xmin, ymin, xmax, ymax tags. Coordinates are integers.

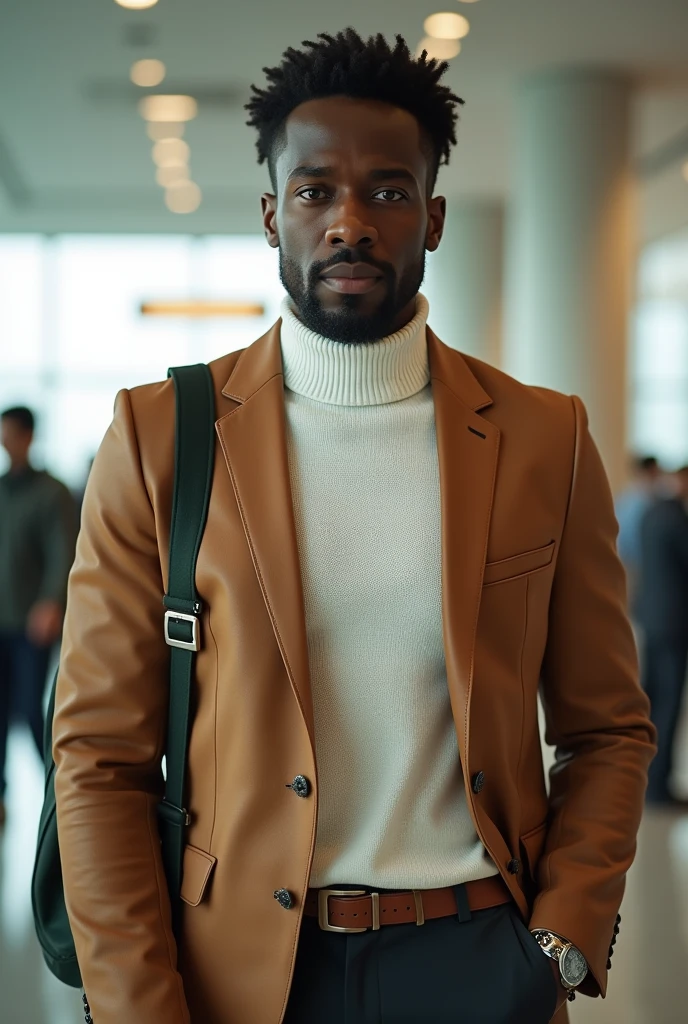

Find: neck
<box><xmin>9</xmin><ymin>457</ymin><xmax>30</xmax><ymax>474</ymax></box>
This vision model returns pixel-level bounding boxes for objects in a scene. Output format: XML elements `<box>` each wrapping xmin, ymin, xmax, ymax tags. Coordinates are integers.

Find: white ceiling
<box><xmin>1</xmin><ymin>0</ymin><xmax>687</xmax><ymax>240</ymax></box>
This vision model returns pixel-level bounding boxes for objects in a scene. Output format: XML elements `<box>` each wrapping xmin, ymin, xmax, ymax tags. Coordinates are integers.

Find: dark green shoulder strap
<box><xmin>158</xmin><ymin>363</ymin><xmax>215</xmax><ymax>914</ymax></box>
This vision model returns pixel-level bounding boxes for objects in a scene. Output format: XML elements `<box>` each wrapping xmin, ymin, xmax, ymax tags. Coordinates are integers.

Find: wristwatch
<box><xmin>530</xmin><ymin>929</ymin><xmax>588</xmax><ymax>996</ymax></box>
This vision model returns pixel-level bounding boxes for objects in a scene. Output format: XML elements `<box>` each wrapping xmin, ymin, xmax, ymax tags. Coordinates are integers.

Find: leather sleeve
<box><xmin>53</xmin><ymin>389</ymin><xmax>190</xmax><ymax>1024</ymax></box>
<box><xmin>529</xmin><ymin>395</ymin><xmax>657</xmax><ymax>997</ymax></box>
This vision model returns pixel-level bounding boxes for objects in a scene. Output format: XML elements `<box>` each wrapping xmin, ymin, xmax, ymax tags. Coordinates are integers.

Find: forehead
<box><xmin>275</xmin><ymin>96</ymin><xmax>428</xmax><ymax>183</ymax></box>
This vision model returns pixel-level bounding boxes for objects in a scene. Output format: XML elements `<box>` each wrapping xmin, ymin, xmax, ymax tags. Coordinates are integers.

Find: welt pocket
<box><xmin>519</xmin><ymin>821</ymin><xmax>548</xmax><ymax>882</ymax></box>
<box><xmin>483</xmin><ymin>540</ymin><xmax>555</xmax><ymax>587</ymax></box>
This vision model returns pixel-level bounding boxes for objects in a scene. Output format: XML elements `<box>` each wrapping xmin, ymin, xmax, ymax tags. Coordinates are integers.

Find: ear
<box><xmin>261</xmin><ymin>194</ymin><xmax>280</xmax><ymax>248</ymax></box>
<box><xmin>425</xmin><ymin>196</ymin><xmax>446</xmax><ymax>253</ymax></box>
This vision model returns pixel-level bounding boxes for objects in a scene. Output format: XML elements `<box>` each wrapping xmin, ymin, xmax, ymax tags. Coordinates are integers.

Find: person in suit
<box><xmin>53</xmin><ymin>29</ymin><xmax>655</xmax><ymax>1024</ymax></box>
<box><xmin>615</xmin><ymin>454</ymin><xmax>662</xmax><ymax>611</ymax></box>
<box><xmin>0</xmin><ymin>406</ymin><xmax>77</xmax><ymax>828</ymax></box>
<box><xmin>637</xmin><ymin>466</ymin><xmax>688</xmax><ymax>805</ymax></box>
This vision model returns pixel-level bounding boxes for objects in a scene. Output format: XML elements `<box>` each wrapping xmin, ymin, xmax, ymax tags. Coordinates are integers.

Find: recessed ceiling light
<box><xmin>130</xmin><ymin>59</ymin><xmax>166</xmax><ymax>87</ymax></box>
<box><xmin>424</xmin><ymin>12</ymin><xmax>470</xmax><ymax>40</ymax></box>
<box><xmin>165</xmin><ymin>181</ymin><xmax>202</xmax><ymax>214</ymax></box>
<box><xmin>114</xmin><ymin>0</ymin><xmax>159</xmax><ymax>9</ymax></box>
<box><xmin>152</xmin><ymin>138</ymin><xmax>190</xmax><ymax>166</ymax></box>
<box><xmin>416</xmin><ymin>37</ymin><xmax>462</xmax><ymax>61</ymax></box>
<box><xmin>139</xmin><ymin>94</ymin><xmax>197</xmax><ymax>122</ymax></box>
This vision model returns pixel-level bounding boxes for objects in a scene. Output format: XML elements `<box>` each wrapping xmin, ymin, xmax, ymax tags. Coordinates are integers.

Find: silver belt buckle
<box><xmin>317</xmin><ymin>889</ymin><xmax>380</xmax><ymax>933</ymax></box>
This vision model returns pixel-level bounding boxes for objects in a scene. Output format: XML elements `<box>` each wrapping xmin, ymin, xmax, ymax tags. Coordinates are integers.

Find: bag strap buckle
<box><xmin>164</xmin><ymin>609</ymin><xmax>200</xmax><ymax>651</ymax></box>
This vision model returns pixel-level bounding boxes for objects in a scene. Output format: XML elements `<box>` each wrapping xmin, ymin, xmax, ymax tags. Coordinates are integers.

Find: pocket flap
<box><xmin>483</xmin><ymin>541</ymin><xmax>555</xmax><ymax>587</ymax></box>
<box><xmin>180</xmin><ymin>844</ymin><xmax>217</xmax><ymax>907</ymax></box>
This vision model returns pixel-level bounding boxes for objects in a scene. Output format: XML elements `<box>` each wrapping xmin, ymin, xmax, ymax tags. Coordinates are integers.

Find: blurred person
<box><xmin>637</xmin><ymin>465</ymin><xmax>688</xmax><ymax>806</ymax></box>
<box><xmin>615</xmin><ymin>454</ymin><xmax>662</xmax><ymax>609</ymax></box>
<box><xmin>0</xmin><ymin>406</ymin><xmax>77</xmax><ymax>827</ymax></box>
<box><xmin>52</xmin><ymin>30</ymin><xmax>655</xmax><ymax>1024</ymax></box>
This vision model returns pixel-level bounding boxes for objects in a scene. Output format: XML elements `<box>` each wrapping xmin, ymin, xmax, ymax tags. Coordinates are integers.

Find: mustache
<box><xmin>310</xmin><ymin>250</ymin><xmax>395</xmax><ymax>279</ymax></box>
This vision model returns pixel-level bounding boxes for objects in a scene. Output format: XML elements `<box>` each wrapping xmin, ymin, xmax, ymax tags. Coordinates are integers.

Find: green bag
<box><xmin>31</xmin><ymin>363</ymin><xmax>216</xmax><ymax>997</ymax></box>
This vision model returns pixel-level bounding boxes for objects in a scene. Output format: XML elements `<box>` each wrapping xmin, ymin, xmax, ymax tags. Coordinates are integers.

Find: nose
<box><xmin>325</xmin><ymin>199</ymin><xmax>379</xmax><ymax>249</ymax></box>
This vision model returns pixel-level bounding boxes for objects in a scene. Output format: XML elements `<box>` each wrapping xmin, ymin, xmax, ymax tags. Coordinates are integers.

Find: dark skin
<box><xmin>260</xmin><ymin>92</ymin><xmax>569</xmax><ymax>1012</ymax></box>
<box><xmin>261</xmin><ymin>95</ymin><xmax>445</xmax><ymax>342</ymax></box>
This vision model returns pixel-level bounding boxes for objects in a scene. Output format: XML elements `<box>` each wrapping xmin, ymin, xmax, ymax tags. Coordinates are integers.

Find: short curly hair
<box><xmin>246</xmin><ymin>28</ymin><xmax>464</xmax><ymax>195</ymax></box>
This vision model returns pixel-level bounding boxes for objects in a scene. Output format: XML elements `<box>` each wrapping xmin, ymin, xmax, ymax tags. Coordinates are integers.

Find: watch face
<box><xmin>560</xmin><ymin>945</ymin><xmax>588</xmax><ymax>987</ymax></box>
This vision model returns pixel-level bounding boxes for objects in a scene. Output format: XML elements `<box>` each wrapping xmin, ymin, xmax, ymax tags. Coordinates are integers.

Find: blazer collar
<box><xmin>222</xmin><ymin>319</ymin><xmax>494</xmax><ymax>414</ymax></box>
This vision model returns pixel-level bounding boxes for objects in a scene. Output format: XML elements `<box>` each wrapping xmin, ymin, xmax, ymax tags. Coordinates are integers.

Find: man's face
<box><xmin>261</xmin><ymin>96</ymin><xmax>446</xmax><ymax>343</ymax></box>
<box><xmin>0</xmin><ymin>418</ymin><xmax>32</xmax><ymax>463</ymax></box>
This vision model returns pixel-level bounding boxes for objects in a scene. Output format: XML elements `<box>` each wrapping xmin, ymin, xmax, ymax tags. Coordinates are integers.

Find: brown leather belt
<box><xmin>304</xmin><ymin>875</ymin><xmax>512</xmax><ymax>933</ymax></box>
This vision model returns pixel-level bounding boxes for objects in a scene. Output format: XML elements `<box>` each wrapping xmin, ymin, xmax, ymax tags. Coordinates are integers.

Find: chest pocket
<box><xmin>483</xmin><ymin>540</ymin><xmax>555</xmax><ymax>587</ymax></box>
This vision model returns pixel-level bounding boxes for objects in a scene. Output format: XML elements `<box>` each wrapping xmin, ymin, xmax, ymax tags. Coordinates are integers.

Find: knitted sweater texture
<box><xmin>280</xmin><ymin>294</ymin><xmax>498</xmax><ymax>889</ymax></box>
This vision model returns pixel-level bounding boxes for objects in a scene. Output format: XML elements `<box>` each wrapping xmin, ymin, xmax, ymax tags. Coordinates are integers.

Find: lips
<box><xmin>320</xmin><ymin>262</ymin><xmax>382</xmax><ymax>280</ymax></box>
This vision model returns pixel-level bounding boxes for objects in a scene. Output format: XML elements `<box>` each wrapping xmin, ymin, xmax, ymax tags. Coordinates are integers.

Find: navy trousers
<box><xmin>283</xmin><ymin>894</ymin><xmax>558</xmax><ymax>1024</ymax></box>
<box><xmin>0</xmin><ymin>629</ymin><xmax>51</xmax><ymax>799</ymax></box>
<box><xmin>641</xmin><ymin>632</ymin><xmax>688</xmax><ymax>802</ymax></box>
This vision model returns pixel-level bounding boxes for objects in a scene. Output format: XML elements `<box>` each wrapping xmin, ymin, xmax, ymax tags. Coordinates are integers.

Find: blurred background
<box><xmin>1</xmin><ymin>1</ymin><xmax>688</xmax><ymax>1021</ymax></box>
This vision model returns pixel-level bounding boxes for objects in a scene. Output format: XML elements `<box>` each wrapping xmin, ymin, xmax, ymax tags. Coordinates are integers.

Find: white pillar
<box><xmin>504</xmin><ymin>70</ymin><xmax>635</xmax><ymax>495</ymax></box>
<box><xmin>424</xmin><ymin>200</ymin><xmax>504</xmax><ymax>366</ymax></box>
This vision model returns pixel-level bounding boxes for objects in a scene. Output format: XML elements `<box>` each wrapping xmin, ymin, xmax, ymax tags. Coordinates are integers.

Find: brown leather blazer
<box><xmin>53</xmin><ymin>323</ymin><xmax>656</xmax><ymax>1024</ymax></box>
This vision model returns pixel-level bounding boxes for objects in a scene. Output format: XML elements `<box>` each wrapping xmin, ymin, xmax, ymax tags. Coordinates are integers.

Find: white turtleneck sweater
<box><xmin>280</xmin><ymin>294</ymin><xmax>498</xmax><ymax>890</ymax></box>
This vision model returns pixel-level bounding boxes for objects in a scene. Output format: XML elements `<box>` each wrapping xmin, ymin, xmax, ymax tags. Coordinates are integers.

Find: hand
<box><xmin>26</xmin><ymin>599</ymin><xmax>64</xmax><ymax>647</ymax></box>
<box><xmin>548</xmin><ymin>957</ymin><xmax>570</xmax><ymax>1014</ymax></box>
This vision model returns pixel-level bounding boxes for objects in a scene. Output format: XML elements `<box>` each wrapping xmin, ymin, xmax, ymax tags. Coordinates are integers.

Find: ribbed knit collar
<box><xmin>279</xmin><ymin>293</ymin><xmax>430</xmax><ymax>406</ymax></box>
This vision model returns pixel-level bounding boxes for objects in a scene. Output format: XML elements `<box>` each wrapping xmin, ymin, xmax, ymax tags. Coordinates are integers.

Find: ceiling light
<box><xmin>130</xmin><ymin>59</ymin><xmax>166</xmax><ymax>88</ymax></box>
<box><xmin>424</xmin><ymin>12</ymin><xmax>470</xmax><ymax>40</ymax></box>
<box><xmin>152</xmin><ymin>138</ymin><xmax>190</xmax><ymax>166</ymax></box>
<box><xmin>416</xmin><ymin>37</ymin><xmax>462</xmax><ymax>60</ymax></box>
<box><xmin>156</xmin><ymin>164</ymin><xmax>190</xmax><ymax>188</ymax></box>
<box><xmin>147</xmin><ymin>121</ymin><xmax>185</xmax><ymax>141</ymax></box>
<box><xmin>165</xmin><ymin>181</ymin><xmax>202</xmax><ymax>214</ymax></box>
<box><xmin>141</xmin><ymin>301</ymin><xmax>265</xmax><ymax>318</ymax></box>
<box><xmin>139</xmin><ymin>94</ymin><xmax>198</xmax><ymax>123</ymax></box>
<box><xmin>114</xmin><ymin>0</ymin><xmax>159</xmax><ymax>9</ymax></box>
<box><xmin>683</xmin><ymin>160</ymin><xmax>688</xmax><ymax>183</ymax></box>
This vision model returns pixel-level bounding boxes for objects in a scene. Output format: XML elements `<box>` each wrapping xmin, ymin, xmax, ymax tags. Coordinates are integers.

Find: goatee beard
<box><xmin>279</xmin><ymin>251</ymin><xmax>425</xmax><ymax>344</ymax></box>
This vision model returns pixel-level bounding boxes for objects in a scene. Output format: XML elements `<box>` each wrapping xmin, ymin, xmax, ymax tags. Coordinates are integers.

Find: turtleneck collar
<box><xmin>279</xmin><ymin>293</ymin><xmax>430</xmax><ymax>407</ymax></box>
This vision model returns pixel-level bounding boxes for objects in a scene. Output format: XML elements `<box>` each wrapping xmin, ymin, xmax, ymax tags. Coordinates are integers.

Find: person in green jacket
<box><xmin>0</xmin><ymin>406</ymin><xmax>78</xmax><ymax>827</ymax></box>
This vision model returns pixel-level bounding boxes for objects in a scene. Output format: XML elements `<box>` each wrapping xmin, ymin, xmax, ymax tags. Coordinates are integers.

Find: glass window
<box><xmin>0</xmin><ymin>233</ymin><xmax>285</xmax><ymax>487</ymax></box>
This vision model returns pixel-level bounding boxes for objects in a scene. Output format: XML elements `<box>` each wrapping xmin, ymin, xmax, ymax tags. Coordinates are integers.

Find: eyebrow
<box><xmin>286</xmin><ymin>165</ymin><xmax>417</xmax><ymax>186</ymax></box>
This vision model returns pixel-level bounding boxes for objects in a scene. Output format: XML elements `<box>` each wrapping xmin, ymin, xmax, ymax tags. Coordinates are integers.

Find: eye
<box><xmin>373</xmin><ymin>189</ymin><xmax>406</xmax><ymax>202</ymax></box>
<box><xmin>297</xmin><ymin>188</ymin><xmax>328</xmax><ymax>201</ymax></box>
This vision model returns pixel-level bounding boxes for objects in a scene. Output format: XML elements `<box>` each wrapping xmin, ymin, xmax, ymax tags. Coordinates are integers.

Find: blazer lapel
<box><xmin>215</xmin><ymin>322</ymin><xmax>315</xmax><ymax>748</ymax></box>
<box><xmin>427</xmin><ymin>329</ymin><xmax>500</xmax><ymax>763</ymax></box>
<box><xmin>214</xmin><ymin>321</ymin><xmax>500</xmax><ymax>765</ymax></box>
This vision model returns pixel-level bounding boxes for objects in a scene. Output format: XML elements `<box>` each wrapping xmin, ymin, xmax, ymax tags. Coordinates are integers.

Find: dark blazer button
<box><xmin>507</xmin><ymin>858</ymin><xmax>520</xmax><ymax>874</ymax></box>
<box><xmin>273</xmin><ymin>889</ymin><xmax>294</xmax><ymax>910</ymax></box>
<box><xmin>288</xmin><ymin>775</ymin><xmax>310</xmax><ymax>798</ymax></box>
<box><xmin>471</xmin><ymin>771</ymin><xmax>485</xmax><ymax>794</ymax></box>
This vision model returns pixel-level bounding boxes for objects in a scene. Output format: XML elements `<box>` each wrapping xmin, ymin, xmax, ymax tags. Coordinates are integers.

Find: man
<box><xmin>637</xmin><ymin>466</ymin><xmax>688</xmax><ymax>806</ymax></box>
<box><xmin>615</xmin><ymin>454</ymin><xmax>662</xmax><ymax>611</ymax></box>
<box><xmin>0</xmin><ymin>406</ymin><xmax>77</xmax><ymax>827</ymax></box>
<box><xmin>53</xmin><ymin>30</ymin><xmax>655</xmax><ymax>1024</ymax></box>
